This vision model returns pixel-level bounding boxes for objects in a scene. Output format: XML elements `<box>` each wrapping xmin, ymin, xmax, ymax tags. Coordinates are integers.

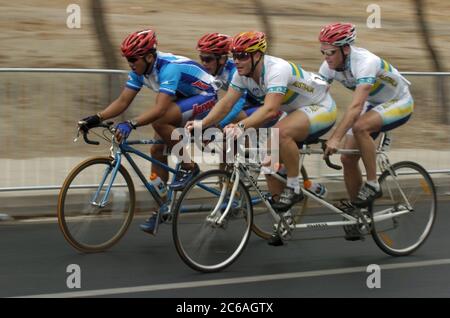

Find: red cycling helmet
<box><xmin>121</xmin><ymin>29</ymin><xmax>158</xmax><ymax>58</ymax></box>
<box><xmin>230</xmin><ymin>31</ymin><xmax>267</xmax><ymax>53</ymax></box>
<box><xmin>318</xmin><ymin>23</ymin><xmax>356</xmax><ymax>46</ymax></box>
<box><xmin>197</xmin><ymin>33</ymin><xmax>232</xmax><ymax>55</ymax></box>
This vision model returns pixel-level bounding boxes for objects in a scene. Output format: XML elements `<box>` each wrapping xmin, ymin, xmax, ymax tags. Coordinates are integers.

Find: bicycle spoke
<box><xmin>58</xmin><ymin>158</ymin><xmax>135</xmax><ymax>252</ymax></box>
<box><xmin>371</xmin><ymin>161</ymin><xmax>436</xmax><ymax>256</ymax></box>
<box><xmin>172</xmin><ymin>170</ymin><xmax>252</xmax><ymax>272</ymax></box>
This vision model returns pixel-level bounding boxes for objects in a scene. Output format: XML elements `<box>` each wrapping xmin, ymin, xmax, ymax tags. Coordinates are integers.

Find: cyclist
<box><xmin>187</xmin><ymin>31</ymin><xmax>337</xmax><ymax>212</ymax></box>
<box><xmin>79</xmin><ymin>28</ymin><xmax>219</xmax><ymax>233</ymax></box>
<box><xmin>197</xmin><ymin>32</ymin><xmax>247</xmax><ymax>127</ymax></box>
<box><xmin>319</xmin><ymin>23</ymin><xmax>414</xmax><ymax>208</ymax></box>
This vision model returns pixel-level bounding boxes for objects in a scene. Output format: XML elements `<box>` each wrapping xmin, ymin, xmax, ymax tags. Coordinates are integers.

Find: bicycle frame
<box><xmin>120</xmin><ymin>140</ymin><xmax>180</xmax><ymax>207</ymax></box>
<box><xmin>218</xmin><ymin>132</ymin><xmax>415</xmax><ymax>237</ymax></box>
<box><xmin>88</xmin><ymin>134</ymin><xmax>259</xmax><ymax>225</ymax></box>
<box><xmin>88</xmin><ymin>136</ymin><xmax>181</xmax><ymax>218</ymax></box>
<box><xmin>170</xmin><ymin>133</ymin><xmax>437</xmax><ymax>272</ymax></box>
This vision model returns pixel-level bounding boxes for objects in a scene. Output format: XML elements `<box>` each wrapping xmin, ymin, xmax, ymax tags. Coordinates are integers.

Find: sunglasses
<box><xmin>127</xmin><ymin>57</ymin><xmax>139</xmax><ymax>63</ymax></box>
<box><xmin>320</xmin><ymin>49</ymin><xmax>338</xmax><ymax>57</ymax></box>
<box><xmin>232</xmin><ymin>51</ymin><xmax>252</xmax><ymax>61</ymax></box>
<box><xmin>199</xmin><ymin>54</ymin><xmax>218</xmax><ymax>63</ymax></box>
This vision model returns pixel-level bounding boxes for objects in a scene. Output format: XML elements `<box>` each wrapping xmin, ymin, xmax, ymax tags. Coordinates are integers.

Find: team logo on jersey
<box><xmin>192</xmin><ymin>80</ymin><xmax>210</xmax><ymax>90</ymax></box>
<box><xmin>380</xmin><ymin>99</ymin><xmax>399</xmax><ymax>109</ymax></box>
<box><xmin>293</xmin><ymin>82</ymin><xmax>314</xmax><ymax>93</ymax></box>
<box><xmin>192</xmin><ymin>99</ymin><xmax>216</xmax><ymax>117</ymax></box>
<box><xmin>379</xmin><ymin>75</ymin><xmax>398</xmax><ymax>87</ymax></box>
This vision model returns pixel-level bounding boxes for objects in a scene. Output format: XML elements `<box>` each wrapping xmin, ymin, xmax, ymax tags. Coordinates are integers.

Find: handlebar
<box><xmin>74</xmin><ymin>123</ymin><xmax>344</xmax><ymax>172</ymax></box>
<box><xmin>223</xmin><ymin>136</ymin><xmax>343</xmax><ymax>171</ymax></box>
<box><xmin>319</xmin><ymin>139</ymin><xmax>343</xmax><ymax>171</ymax></box>
<box><xmin>76</xmin><ymin>121</ymin><xmax>115</xmax><ymax>145</ymax></box>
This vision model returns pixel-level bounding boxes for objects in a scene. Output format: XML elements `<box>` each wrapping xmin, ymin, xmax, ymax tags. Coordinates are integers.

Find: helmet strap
<box><xmin>144</xmin><ymin>51</ymin><xmax>157</xmax><ymax>75</ymax></box>
<box><xmin>335</xmin><ymin>46</ymin><xmax>349</xmax><ymax>72</ymax></box>
<box><xmin>213</xmin><ymin>55</ymin><xmax>225</xmax><ymax>77</ymax></box>
<box><xmin>246</xmin><ymin>52</ymin><xmax>263</xmax><ymax>78</ymax></box>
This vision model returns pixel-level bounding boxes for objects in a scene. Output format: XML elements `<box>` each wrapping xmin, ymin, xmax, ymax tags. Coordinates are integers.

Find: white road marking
<box><xmin>14</xmin><ymin>258</ymin><xmax>450</xmax><ymax>298</ymax></box>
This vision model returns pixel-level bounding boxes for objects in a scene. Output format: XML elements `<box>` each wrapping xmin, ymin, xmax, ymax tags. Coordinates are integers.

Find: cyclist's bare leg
<box><xmin>276</xmin><ymin>111</ymin><xmax>310</xmax><ymax>178</ymax></box>
<box><xmin>152</xmin><ymin>102</ymin><xmax>182</xmax><ymax>141</ymax></box>
<box><xmin>265</xmin><ymin>174</ymin><xmax>285</xmax><ymax>200</ymax></box>
<box><xmin>150</xmin><ymin>133</ymin><xmax>169</xmax><ymax>183</ymax></box>
<box><xmin>151</xmin><ymin>102</ymin><xmax>195</xmax><ymax>180</ymax></box>
<box><xmin>352</xmin><ymin>110</ymin><xmax>383</xmax><ymax>182</ymax></box>
<box><xmin>341</xmin><ymin>135</ymin><xmax>362</xmax><ymax>201</ymax></box>
<box><xmin>262</xmin><ymin>111</ymin><xmax>309</xmax><ymax>199</ymax></box>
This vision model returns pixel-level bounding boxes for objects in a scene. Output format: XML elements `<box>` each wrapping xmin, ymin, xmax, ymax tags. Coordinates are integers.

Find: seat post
<box><xmin>378</xmin><ymin>132</ymin><xmax>392</xmax><ymax>152</ymax></box>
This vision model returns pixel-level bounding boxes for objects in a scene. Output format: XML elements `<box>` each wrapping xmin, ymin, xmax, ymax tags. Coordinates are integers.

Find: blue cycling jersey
<box><xmin>126</xmin><ymin>51</ymin><xmax>218</xmax><ymax>97</ymax></box>
<box><xmin>215</xmin><ymin>58</ymin><xmax>237</xmax><ymax>91</ymax></box>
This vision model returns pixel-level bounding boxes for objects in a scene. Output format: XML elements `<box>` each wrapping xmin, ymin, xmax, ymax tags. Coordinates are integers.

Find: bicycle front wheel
<box><xmin>58</xmin><ymin>157</ymin><xmax>135</xmax><ymax>253</ymax></box>
<box><xmin>371</xmin><ymin>161</ymin><xmax>436</xmax><ymax>256</ymax></box>
<box><xmin>172</xmin><ymin>170</ymin><xmax>253</xmax><ymax>273</ymax></box>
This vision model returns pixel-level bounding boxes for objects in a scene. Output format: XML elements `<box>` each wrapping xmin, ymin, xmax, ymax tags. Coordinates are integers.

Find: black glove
<box><xmin>79</xmin><ymin>114</ymin><xmax>101</xmax><ymax>132</ymax></box>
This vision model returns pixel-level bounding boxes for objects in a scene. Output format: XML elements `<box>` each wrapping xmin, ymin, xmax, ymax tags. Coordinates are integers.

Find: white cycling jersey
<box><xmin>230</xmin><ymin>55</ymin><xmax>331</xmax><ymax>114</ymax></box>
<box><xmin>319</xmin><ymin>46</ymin><xmax>411</xmax><ymax>104</ymax></box>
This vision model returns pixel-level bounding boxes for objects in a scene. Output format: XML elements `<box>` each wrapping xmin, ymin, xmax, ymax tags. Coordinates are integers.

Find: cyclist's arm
<box><xmin>98</xmin><ymin>88</ymin><xmax>138</xmax><ymax>120</ymax></box>
<box><xmin>201</xmin><ymin>87</ymin><xmax>243</xmax><ymax>128</ymax></box>
<box><xmin>329</xmin><ymin>84</ymin><xmax>372</xmax><ymax>141</ymax></box>
<box><xmin>239</xmin><ymin>93</ymin><xmax>283</xmax><ymax>129</ymax></box>
<box><xmin>131</xmin><ymin>92</ymin><xmax>174</xmax><ymax>127</ymax></box>
<box><xmin>218</xmin><ymin>95</ymin><xmax>246</xmax><ymax>128</ymax></box>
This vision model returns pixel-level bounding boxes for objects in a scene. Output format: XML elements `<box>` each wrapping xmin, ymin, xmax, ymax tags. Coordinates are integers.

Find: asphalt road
<box><xmin>1</xmin><ymin>200</ymin><xmax>450</xmax><ymax>298</ymax></box>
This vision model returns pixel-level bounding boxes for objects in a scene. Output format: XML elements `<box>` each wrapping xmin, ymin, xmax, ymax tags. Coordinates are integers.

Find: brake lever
<box><xmin>75</xmin><ymin>120</ymin><xmax>101</xmax><ymax>145</ymax></box>
<box><xmin>319</xmin><ymin>139</ymin><xmax>343</xmax><ymax>170</ymax></box>
<box><xmin>74</xmin><ymin>120</ymin><xmax>86</xmax><ymax>143</ymax></box>
<box><xmin>73</xmin><ymin>128</ymin><xmax>81</xmax><ymax>143</ymax></box>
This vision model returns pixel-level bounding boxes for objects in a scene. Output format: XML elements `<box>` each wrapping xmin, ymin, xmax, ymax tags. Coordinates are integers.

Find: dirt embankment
<box><xmin>0</xmin><ymin>0</ymin><xmax>449</xmax><ymax>159</ymax></box>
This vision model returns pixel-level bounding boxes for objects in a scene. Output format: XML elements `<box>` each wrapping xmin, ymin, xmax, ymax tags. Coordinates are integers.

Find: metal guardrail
<box><xmin>1</xmin><ymin>169</ymin><xmax>449</xmax><ymax>193</ymax></box>
<box><xmin>1</xmin><ymin>68</ymin><xmax>449</xmax><ymax>75</ymax></box>
<box><xmin>401</xmin><ymin>72</ymin><xmax>450</xmax><ymax>76</ymax></box>
<box><xmin>0</xmin><ymin>68</ymin><xmax>449</xmax><ymax>193</ymax></box>
<box><xmin>0</xmin><ymin>68</ymin><xmax>127</xmax><ymax>74</ymax></box>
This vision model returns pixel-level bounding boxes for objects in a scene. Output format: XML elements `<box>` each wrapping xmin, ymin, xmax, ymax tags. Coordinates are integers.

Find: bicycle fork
<box><xmin>90</xmin><ymin>155</ymin><xmax>122</xmax><ymax>208</ymax></box>
<box><xmin>377</xmin><ymin>154</ymin><xmax>413</xmax><ymax>211</ymax></box>
<box><xmin>206</xmin><ymin>170</ymin><xmax>241</xmax><ymax>227</ymax></box>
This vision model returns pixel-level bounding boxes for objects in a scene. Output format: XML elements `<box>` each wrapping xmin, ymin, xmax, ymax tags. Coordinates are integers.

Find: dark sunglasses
<box><xmin>127</xmin><ymin>57</ymin><xmax>139</xmax><ymax>63</ymax></box>
<box><xmin>320</xmin><ymin>49</ymin><xmax>338</xmax><ymax>57</ymax></box>
<box><xmin>199</xmin><ymin>54</ymin><xmax>218</xmax><ymax>63</ymax></box>
<box><xmin>232</xmin><ymin>51</ymin><xmax>252</xmax><ymax>61</ymax></box>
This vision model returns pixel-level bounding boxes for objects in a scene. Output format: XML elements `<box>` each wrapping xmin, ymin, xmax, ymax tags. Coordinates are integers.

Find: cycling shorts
<box><xmin>176</xmin><ymin>93</ymin><xmax>218</xmax><ymax>126</ymax></box>
<box><xmin>298</xmin><ymin>94</ymin><xmax>337</xmax><ymax>139</ymax></box>
<box><xmin>347</xmin><ymin>92</ymin><xmax>414</xmax><ymax>136</ymax></box>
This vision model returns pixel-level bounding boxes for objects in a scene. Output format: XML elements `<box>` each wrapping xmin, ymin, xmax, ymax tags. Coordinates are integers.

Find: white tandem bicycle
<box><xmin>170</xmin><ymin>132</ymin><xmax>437</xmax><ymax>273</ymax></box>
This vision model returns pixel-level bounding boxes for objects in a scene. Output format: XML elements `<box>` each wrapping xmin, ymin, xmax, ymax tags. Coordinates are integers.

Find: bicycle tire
<box><xmin>172</xmin><ymin>169</ymin><xmax>253</xmax><ymax>273</ymax></box>
<box><xmin>57</xmin><ymin>156</ymin><xmax>135</xmax><ymax>253</ymax></box>
<box><xmin>370</xmin><ymin>161</ymin><xmax>436</xmax><ymax>256</ymax></box>
<box><xmin>251</xmin><ymin>165</ymin><xmax>309</xmax><ymax>240</ymax></box>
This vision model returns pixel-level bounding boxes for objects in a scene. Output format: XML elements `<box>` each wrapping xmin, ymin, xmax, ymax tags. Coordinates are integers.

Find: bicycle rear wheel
<box><xmin>58</xmin><ymin>157</ymin><xmax>135</xmax><ymax>253</ymax></box>
<box><xmin>371</xmin><ymin>161</ymin><xmax>436</xmax><ymax>256</ymax></box>
<box><xmin>251</xmin><ymin>165</ymin><xmax>309</xmax><ymax>240</ymax></box>
<box><xmin>172</xmin><ymin>170</ymin><xmax>252</xmax><ymax>273</ymax></box>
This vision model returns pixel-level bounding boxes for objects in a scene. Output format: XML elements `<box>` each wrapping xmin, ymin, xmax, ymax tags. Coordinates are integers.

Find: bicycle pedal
<box><xmin>267</xmin><ymin>234</ymin><xmax>284</xmax><ymax>246</ymax></box>
<box><xmin>344</xmin><ymin>235</ymin><xmax>364</xmax><ymax>241</ymax></box>
<box><xmin>161</xmin><ymin>212</ymin><xmax>172</xmax><ymax>223</ymax></box>
<box><xmin>345</xmin><ymin>236</ymin><xmax>364</xmax><ymax>242</ymax></box>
